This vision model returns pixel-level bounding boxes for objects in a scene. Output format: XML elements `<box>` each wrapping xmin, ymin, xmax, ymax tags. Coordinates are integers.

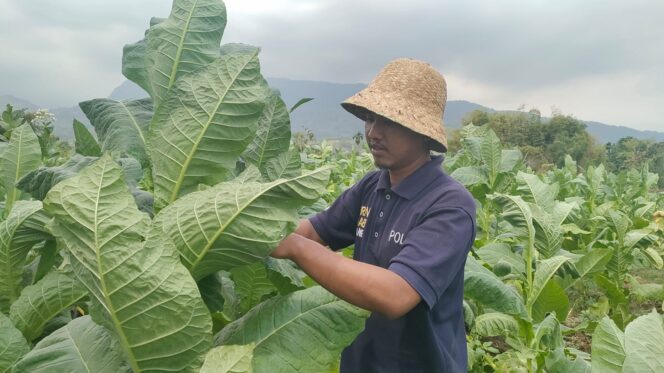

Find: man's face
<box><xmin>365</xmin><ymin>112</ymin><xmax>429</xmax><ymax>170</ymax></box>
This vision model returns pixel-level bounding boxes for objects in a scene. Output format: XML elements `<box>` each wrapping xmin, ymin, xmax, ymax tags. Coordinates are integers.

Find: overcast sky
<box><xmin>1</xmin><ymin>0</ymin><xmax>662</xmax><ymax>131</ymax></box>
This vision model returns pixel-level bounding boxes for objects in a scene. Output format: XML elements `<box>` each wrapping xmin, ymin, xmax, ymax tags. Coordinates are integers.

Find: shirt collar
<box><xmin>375</xmin><ymin>155</ymin><xmax>445</xmax><ymax>200</ymax></box>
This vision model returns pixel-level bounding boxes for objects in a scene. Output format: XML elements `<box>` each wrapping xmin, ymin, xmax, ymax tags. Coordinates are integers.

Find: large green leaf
<box><xmin>43</xmin><ymin>155</ymin><xmax>212</xmax><ymax>372</ymax></box>
<box><xmin>450</xmin><ymin>166</ymin><xmax>487</xmax><ymax>186</ymax></box>
<box><xmin>214</xmin><ymin>286</ymin><xmax>369</xmax><ymax>373</ymax></box>
<box><xmin>13</xmin><ymin>316</ymin><xmax>129</xmax><ymax>373</ymax></box>
<box><xmin>643</xmin><ymin>247</ymin><xmax>663</xmax><ymax>269</ymax></box>
<box><xmin>476</xmin><ymin>242</ymin><xmax>525</xmax><ymax>274</ymax></box>
<box><xmin>79</xmin><ymin>98</ymin><xmax>153</xmax><ymax>165</ymax></box>
<box><xmin>527</xmin><ymin>256</ymin><xmax>569</xmax><ymax>311</ymax></box>
<box><xmin>201</xmin><ymin>344</ymin><xmax>253</xmax><ymax>373</ymax></box>
<box><xmin>263</xmin><ymin>149</ymin><xmax>302</xmax><ymax>181</ymax></box>
<box><xmin>145</xmin><ymin>0</ymin><xmax>227</xmax><ymax>107</ymax></box>
<box><xmin>122</xmin><ymin>29</ymin><xmax>152</xmax><ymax>96</ymax></box>
<box><xmin>464</xmin><ymin>257</ymin><xmax>528</xmax><ymax>318</ymax></box>
<box><xmin>0</xmin><ymin>312</ymin><xmax>29</xmax><ymax>373</ymax></box>
<box><xmin>517</xmin><ymin>172</ymin><xmax>557</xmax><ymax>212</ymax></box>
<box><xmin>230</xmin><ymin>262</ymin><xmax>277</xmax><ymax>315</ymax></box>
<box><xmin>153</xmin><ymin>168</ymin><xmax>329</xmax><ymax>279</ymax></box>
<box><xmin>531</xmin><ymin>279</ymin><xmax>569</xmax><ymax>323</ymax></box>
<box><xmin>551</xmin><ymin>201</ymin><xmax>575</xmax><ymax>226</ymax></box>
<box><xmin>16</xmin><ymin>155</ymin><xmax>153</xmax><ymax>215</ymax></box>
<box><xmin>623</xmin><ymin>310</ymin><xmax>664</xmax><ymax>373</ymax></box>
<box><xmin>624</xmin><ymin>228</ymin><xmax>653</xmax><ymax>250</ymax></box>
<box><xmin>490</xmin><ymin>194</ymin><xmax>536</xmax><ymax>247</ymax></box>
<box><xmin>242</xmin><ymin>89</ymin><xmax>291</xmax><ymax>176</ymax></box>
<box><xmin>499</xmin><ymin>149</ymin><xmax>522</xmax><ymax>172</ymax></box>
<box><xmin>480</xmin><ymin>129</ymin><xmax>501</xmax><ymax>186</ymax></box>
<box><xmin>591</xmin><ymin>316</ymin><xmax>625</xmax><ymax>373</ymax></box>
<box><xmin>148</xmin><ymin>48</ymin><xmax>269</xmax><ymax>209</ymax></box>
<box><xmin>569</xmin><ymin>248</ymin><xmax>613</xmax><ymax>287</ymax></box>
<box><xmin>73</xmin><ymin>119</ymin><xmax>102</xmax><ymax>156</ymax></box>
<box><xmin>532</xmin><ymin>312</ymin><xmax>564</xmax><ymax>350</ymax></box>
<box><xmin>16</xmin><ymin>154</ymin><xmax>97</xmax><ymax>200</ymax></box>
<box><xmin>531</xmin><ymin>205</ymin><xmax>563</xmax><ymax>259</ymax></box>
<box><xmin>473</xmin><ymin>312</ymin><xmax>519</xmax><ymax>338</ymax></box>
<box><xmin>607</xmin><ymin>210</ymin><xmax>630</xmax><ymax>245</ymax></box>
<box><xmin>1</xmin><ymin>124</ymin><xmax>41</xmax><ymax>215</ymax></box>
<box><xmin>0</xmin><ymin>201</ymin><xmax>49</xmax><ymax>313</ymax></box>
<box><xmin>9</xmin><ymin>271</ymin><xmax>88</xmax><ymax>341</ymax></box>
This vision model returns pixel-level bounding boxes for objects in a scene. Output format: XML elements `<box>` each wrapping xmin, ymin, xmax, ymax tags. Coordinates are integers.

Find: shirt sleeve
<box><xmin>388</xmin><ymin>206</ymin><xmax>475</xmax><ymax>309</ymax></box>
<box><xmin>309</xmin><ymin>177</ymin><xmax>368</xmax><ymax>250</ymax></box>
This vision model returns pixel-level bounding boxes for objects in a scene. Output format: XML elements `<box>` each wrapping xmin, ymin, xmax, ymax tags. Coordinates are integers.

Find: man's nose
<box><xmin>366</xmin><ymin>122</ymin><xmax>383</xmax><ymax>138</ymax></box>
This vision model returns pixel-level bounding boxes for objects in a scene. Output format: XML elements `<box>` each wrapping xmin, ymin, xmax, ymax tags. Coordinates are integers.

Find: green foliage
<box><xmin>72</xmin><ymin>119</ymin><xmax>102</xmax><ymax>156</ymax></box>
<box><xmin>9</xmin><ymin>271</ymin><xmax>87</xmax><ymax>342</ymax></box>
<box><xmin>44</xmin><ymin>155</ymin><xmax>213</xmax><ymax>372</ymax></box>
<box><xmin>152</xmin><ymin>168</ymin><xmax>329</xmax><ymax>279</ymax></box>
<box><xmin>2</xmin><ymin>1</ymin><xmax>663</xmax><ymax>372</ymax></box>
<box><xmin>0</xmin><ymin>201</ymin><xmax>49</xmax><ymax>313</ymax></box>
<box><xmin>1</xmin><ymin>2</ymin><xmax>368</xmax><ymax>373</ymax></box>
<box><xmin>606</xmin><ymin>137</ymin><xmax>664</xmax><ymax>188</ymax></box>
<box><xmin>460</xmin><ymin>109</ymin><xmax>607</xmax><ymax>169</ymax></box>
<box><xmin>1</xmin><ymin>124</ymin><xmax>42</xmax><ymax>215</ymax></box>
<box><xmin>592</xmin><ymin>311</ymin><xmax>664</xmax><ymax>373</ymax></box>
<box><xmin>450</xmin><ymin>122</ymin><xmax>664</xmax><ymax>371</ymax></box>
<box><xmin>201</xmin><ymin>344</ymin><xmax>254</xmax><ymax>373</ymax></box>
<box><xmin>214</xmin><ymin>286</ymin><xmax>369</xmax><ymax>373</ymax></box>
<box><xmin>0</xmin><ymin>312</ymin><xmax>29</xmax><ymax>372</ymax></box>
<box><xmin>13</xmin><ymin>316</ymin><xmax>129</xmax><ymax>373</ymax></box>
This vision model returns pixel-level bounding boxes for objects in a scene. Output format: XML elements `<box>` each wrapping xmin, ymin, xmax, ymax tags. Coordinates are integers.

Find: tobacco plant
<box><xmin>1</xmin><ymin>1</ymin><xmax>369</xmax><ymax>372</ymax></box>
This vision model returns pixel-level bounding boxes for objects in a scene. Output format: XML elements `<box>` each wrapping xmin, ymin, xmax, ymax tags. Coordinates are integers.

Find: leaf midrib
<box><xmin>91</xmin><ymin>158</ymin><xmax>141</xmax><ymax>373</ymax></box>
<box><xmin>2</xmin><ymin>206</ymin><xmax>40</xmax><ymax>307</ymax></box>
<box><xmin>166</xmin><ymin>0</ymin><xmax>199</xmax><ymax>93</ymax></box>
<box><xmin>168</xmin><ymin>49</ymin><xmax>259</xmax><ymax>204</ymax></box>
<box><xmin>5</xmin><ymin>126</ymin><xmax>25</xmax><ymax>215</ymax></box>
<box><xmin>189</xmin><ymin>170</ymin><xmax>321</xmax><ymax>274</ymax></box>
<box><xmin>66</xmin><ymin>325</ymin><xmax>93</xmax><ymax>373</ymax></box>
<box><xmin>250</xmin><ymin>295</ymin><xmax>347</xmax><ymax>348</ymax></box>
<box><xmin>254</xmin><ymin>95</ymin><xmax>277</xmax><ymax>168</ymax></box>
<box><xmin>118</xmin><ymin>101</ymin><xmax>147</xmax><ymax>150</ymax></box>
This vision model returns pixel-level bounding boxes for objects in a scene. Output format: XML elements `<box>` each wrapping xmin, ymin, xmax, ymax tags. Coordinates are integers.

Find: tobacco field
<box><xmin>0</xmin><ymin>0</ymin><xmax>663</xmax><ymax>372</ymax></box>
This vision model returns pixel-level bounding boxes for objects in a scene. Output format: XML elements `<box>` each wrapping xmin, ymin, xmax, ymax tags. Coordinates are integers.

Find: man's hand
<box><xmin>270</xmin><ymin>224</ymin><xmax>422</xmax><ymax>320</ymax></box>
<box><xmin>270</xmin><ymin>233</ymin><xmax>301</xmax><ymax>259</ymax></box>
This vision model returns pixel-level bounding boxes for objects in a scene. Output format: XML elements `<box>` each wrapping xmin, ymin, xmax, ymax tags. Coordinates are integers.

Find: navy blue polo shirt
<box><xmin>310</xmin><ymin>155</ymin><xmax>476</xmax><ymax>373</ymax></box>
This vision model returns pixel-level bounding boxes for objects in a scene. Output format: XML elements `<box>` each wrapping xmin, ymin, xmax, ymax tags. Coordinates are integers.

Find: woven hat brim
<box><xmin>341</xmin><ymin>102</ymin><xmax>447</xmax><ymax>153</ymax></box>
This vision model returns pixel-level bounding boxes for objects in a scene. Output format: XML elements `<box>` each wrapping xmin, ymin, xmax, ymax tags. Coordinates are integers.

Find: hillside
<box><xmin>2</xmin><ymin>79</ymin><xmax>662</xmax><ymax>143</ymax></box>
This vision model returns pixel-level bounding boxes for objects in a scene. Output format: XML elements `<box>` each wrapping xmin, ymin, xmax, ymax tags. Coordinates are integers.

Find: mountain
<box><xmin>267</xmin><ymin>77</ymin><xmax>498</xmax><ymax>138</ymax></box>
<box><xmin>2</xmin><ymin>79</ymin><xmax>662</xmax><ymax>144</ymax></box>
<box><xmin>585</xmin><ymin>121</ymin><xmax>664</xmax><ymax>143</ymax></box>
<box><xmin>0</xmin><ymin>95</ymin><xmax>38</xmax><ymax>110</ymax></box>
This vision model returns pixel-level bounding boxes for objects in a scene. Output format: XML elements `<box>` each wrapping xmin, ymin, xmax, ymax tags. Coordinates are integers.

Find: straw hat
<box><xmin>341</xmin><ymin>58</ymin><xmax>448</xmax><ymax>152</ymax></box>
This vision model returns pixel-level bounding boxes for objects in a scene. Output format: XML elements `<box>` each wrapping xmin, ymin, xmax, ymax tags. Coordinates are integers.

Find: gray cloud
<box><xmin>0</xmin><ymin>0</ymin><xmax>662</xmax><ymax>130</ymax></box>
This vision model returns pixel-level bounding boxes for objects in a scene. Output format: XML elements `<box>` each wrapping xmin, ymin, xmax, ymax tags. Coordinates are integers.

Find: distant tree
<box><xmin>607</xmin><ymin>137</ymin><xmax>664</xmax><ymax>188</ymax></box>
<box><xmin>461</xmin><ymin>110</ymin><xmax>490</xmax><ymax>127</ymax></box>
<box><xmin>458</xmin><ymin>109</ymin><xmax>606</xmax><ymax>170</ymax></box>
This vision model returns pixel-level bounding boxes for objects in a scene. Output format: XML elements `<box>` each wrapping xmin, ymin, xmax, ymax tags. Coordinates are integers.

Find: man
<box><xmin>271</xmin><ymin>58</ymin><xmax>476</xmax><ymax>372</ymax></box>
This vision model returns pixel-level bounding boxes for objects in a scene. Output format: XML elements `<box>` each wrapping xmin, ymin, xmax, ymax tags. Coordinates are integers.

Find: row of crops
<box><xmin>1</xmin><ymin>0</ymin><xmax>663</xmax><ymax>372</ymax></box>
<box><xmin>297</xmin><ymin>124</ymin><xmax>664</xmax><ymax>372</ymax></box>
